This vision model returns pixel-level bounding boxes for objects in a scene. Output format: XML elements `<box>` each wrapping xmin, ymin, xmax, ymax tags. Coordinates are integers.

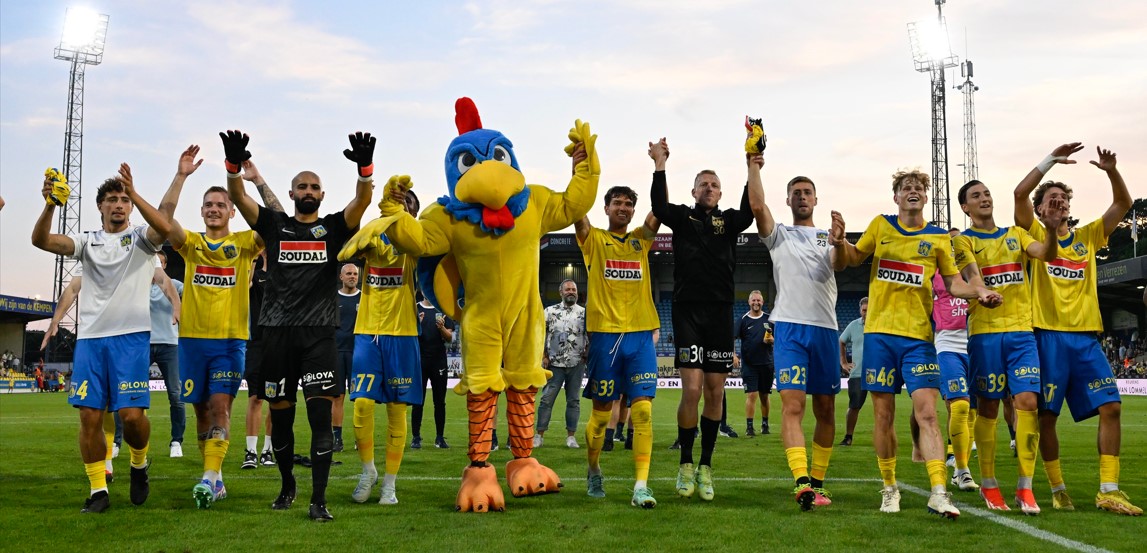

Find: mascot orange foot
<box><xmin>455</xmin><ymin>464</ymin><xmax>505</xmax><ymax>513</ymax></box>
<box><xmin>506</xmin><ymin>458</ymin><xmax>562</xmax><ymax>498</ymax></box>
<box><xmin>505</xmin><ymin>387</ymin><xmax>562</xmax><ymax>497</ymax></box>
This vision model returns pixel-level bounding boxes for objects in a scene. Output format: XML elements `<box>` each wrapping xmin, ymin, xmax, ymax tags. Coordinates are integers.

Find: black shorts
<box><xmin>743</xmin><ymin>363</ymin><xmax>774</xmax><ymax>393</ymax></box>
<box><xmin>245</xmin><ymin>339</ymin><xmax>263</xmax><ymax>398</ymax></box>
<box><xmin>673</xmin><ymin>302</ymin><xmax>735</xmax><ymax>373</ymax></box>
<box><xmin>256</xmin><ymin>326</ymin><xmax>343</xmax><ymax>402</ymax></box>
<box><xmin>847</xmin><ymin>377</ymin><xmax>868</xmax><ymax>410</ymax></box>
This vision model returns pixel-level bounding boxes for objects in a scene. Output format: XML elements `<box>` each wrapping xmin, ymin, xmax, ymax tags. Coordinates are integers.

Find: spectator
<box><xmin>536</xmin><ymin>280</ymin><xmax>587</xmax><ymax>449</ymax></box>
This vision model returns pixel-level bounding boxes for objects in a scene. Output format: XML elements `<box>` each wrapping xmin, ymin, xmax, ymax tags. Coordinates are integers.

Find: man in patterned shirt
<box><xmin>536</xmin><ymin>280</ymin><xmax>587</xmax><ymax>449</ymax></box>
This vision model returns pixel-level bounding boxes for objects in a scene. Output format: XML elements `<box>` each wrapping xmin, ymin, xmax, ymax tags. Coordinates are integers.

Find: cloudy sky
<box><xmin>2</xmin><ymin>0</ymin><xmax>1144</xmax><ymax>305</ymax></box>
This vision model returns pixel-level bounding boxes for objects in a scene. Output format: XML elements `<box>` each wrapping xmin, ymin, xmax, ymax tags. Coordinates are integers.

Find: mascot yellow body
<box><xmin>340</xmin><ymin>98</ymin><xmax>599</xmax><ymax>512</ymax></box>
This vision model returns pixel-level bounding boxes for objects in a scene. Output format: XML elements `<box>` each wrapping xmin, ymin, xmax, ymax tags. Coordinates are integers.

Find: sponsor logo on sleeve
<box><xmin>279</xmin><ymin>241</ymin><xmax>327</xmax><ymax>264</ymax></box>
<box><xmin>981</xmin><ymin>262</ymin><xmax>1024</xmax><ymax>287</ymax></box>
<box><xmin>1046</xmin><ymin>258</ymin><xmax>1086</xmax><ymax>281</ymax></box>
<box><xmin>366</xmin><ymin>266</ymin><xmax>404</xmax><ymax>288</ymax></box>
<box><xmin>604</xmin><ymin>259</ymin><xmax>642</xmax><ymax>281</ymax></box>
<box><xmin>876</xmin><ymin>259</ymin><xmax>924</xmax><ymax>287</ymax></box>
<box><xmin>192</xmin><ymin>265</ymin><xmax>237</xmax><ymax>288</ymax></box>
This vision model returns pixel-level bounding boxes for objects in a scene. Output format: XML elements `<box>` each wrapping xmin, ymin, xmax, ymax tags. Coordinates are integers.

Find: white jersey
<box><xmin>761</xmin><ymin>223</ymin><xmax>838</xmax><ymax>330</ymax></box>
<box><xmin>69</xmin><ymin>225</ymin><xmax>161</xmax><ymax>339</ymax></box>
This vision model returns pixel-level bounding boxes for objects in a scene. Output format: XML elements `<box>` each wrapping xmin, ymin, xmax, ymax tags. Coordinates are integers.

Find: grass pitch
<box><xmin>0</xmin><ymin>390</ymin><xmax>1142</xmax><ymax>552</ymax></box>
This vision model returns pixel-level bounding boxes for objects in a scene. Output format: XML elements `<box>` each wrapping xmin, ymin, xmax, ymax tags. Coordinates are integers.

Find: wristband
<box><xmin>1036</xmin><ymin>155</ymin><xmax>1063</xmax><ymax>176</ymax></box>
<box><xmin>358</xmin><ymin>163</ymin><xmax>374</xmax><ymax>179</ymax></box>
<box><xmin>225</xmin><ymin>160</ymin><xmax>241</xmax><ymax>175</ymax></box>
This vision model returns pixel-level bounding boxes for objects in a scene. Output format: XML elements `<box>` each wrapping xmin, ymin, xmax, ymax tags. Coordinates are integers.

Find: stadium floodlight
<box><xmin>55</xmin><ymin>7</ymin><xmax>109</xmax><ymax>63</ymax></box>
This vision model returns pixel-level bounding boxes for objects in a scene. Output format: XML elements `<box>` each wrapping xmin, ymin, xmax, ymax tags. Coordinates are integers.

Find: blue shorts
<box><xmin>583</xmin><ymin>331</ymin><xmax>658</xmax><ymax>403</ymax></box>
<box><xmin>773</xmin><ymin>322</ymin><xmax>841</xmax><ymax>396</ymax></box>
<box><xmin>350</xmin><ymin>335</ymin><xmax>423</xmax><ymax>405</ymax></box>
<box><xmin>937</xmin><ymin>351</ymin><xmax>970</xmax><ymax>401</ymax></box>
<box><xmin>179</xmin><ymin>338</ymin><xmax>246</xmax><ymax>404</ymax></box>
<box><xmin>861</xmin><ymin>333</ymin><xmax>940</xmax><ymax>396</ymax></box>
<box><xmin>1035</xmin><ymin>330</ymin><xmax>1119</xmax><ymax>422</ymax></box>
<box><xmin>69</xmin><ymin>332</ymin><xmax>151</xmax><ymax>411</ymax></box>
<box><xmin>968</xmin><ymin>332</ymin><xmax>1041</xmax><ymax>400</ymax></box>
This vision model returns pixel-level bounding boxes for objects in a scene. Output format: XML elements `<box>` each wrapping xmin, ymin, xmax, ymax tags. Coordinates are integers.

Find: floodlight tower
<box><xmin>956</xmin><ymin>60</ymin><xmax>979</xmax><ymax>186</ymax></box>
<box><xmin>907</xmin><ymin>0</ymin><xmax>959</xmax><ymax>229</ymax></box>
<box><xmin>51</xmin><ymin>8</ymin><xmax>109</xmax><ymax>361</ymax></box>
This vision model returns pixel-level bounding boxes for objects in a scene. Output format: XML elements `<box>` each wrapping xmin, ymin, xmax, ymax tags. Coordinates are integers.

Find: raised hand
<box><xmin>42</xmin><ymin>168</ymin><xmax>71</xmax><ymax>207</ymax></box>
<box><xmin>829</xmin><ymin>210</ymin><xmax>846</xmax><ymax>245</ymax></box>
<box><xmin>343</xmin><ymin>132</ymin><xmax>376</xmax><ymax>178</ymax></box>
<box><xmin>564</xmin><ymin>120</ymin><xmax>599</xmax><ymax>177</ymax></box>
<box><xmin>648</xmin><ymin>137</ymin><xmax>669</xmax><ymax>167</ymax></box>
<box><xmin>1038</xmin><ymin>197</ymin><xmax>1067</xmax><ymax>230</ymax></box>
<box><xmin>569</xmin><ymin>143</ymin><xmax>587</xmax><ymax>175</ymax></box>
<box><xmin>746</xmin><ymin>152</ymin><xmax>764</xmax><ymax>170</ymax></box>
<box><xmin>377</xmin><ymin>174</ymin><xmax>412</xmax><ymax>216</ymax></box>
<box><xmin>178</xmin><ymin>145</ymin><xmax>204</xmax><ymax>177</ymax></box>
<box><xmin>1089</xmin><ymin>146</ymin><xmax>1117</xmax><ymax>173</ymax></box>
<box><xmin>219</xmin><ymin>130</ymin><xmax>252</xmax><ymax>173</ymax></box>
<box><xmin>240</xmin><ymin>160</ymin><xmax>263</xmax><ymax>183</ymax></box>
<box><xmin>1050</xmin><ymin>142</ymin><xmax>1085</xmax><ymax>162</ymax></box>
<box><xmin>118</xmin><ymin>163</ymin><xmax>135</xmax><ymax>198</ymax></box>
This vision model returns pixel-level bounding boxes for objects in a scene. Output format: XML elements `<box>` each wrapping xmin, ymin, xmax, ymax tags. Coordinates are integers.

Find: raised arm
<box><xmin>119</xmin><ymin>164</ymin><xmax>173</xmax><ymax>247</ymax></box>
<box><xmin>1089</xmin><ymin>147</ymin><xmax>1133</xmax><ymax>239</ymax></box>
<box><xmin>1014</xmin><ymin>142</ymin><xmax>1083</xmax><ymax>230</ymax></box>
<box><xmin>32</xmin><ymin>175</ymin><xmax>76</xmax><ymax>255</ymax></box>
<box><xmin>220</xmin><ymin>130</ymin><xmax>259</xmax><ymax>225</ymax></box>
<box><xmin>41</xmin><ymin>277</ymin><xmax>81</xmax><ymax>351</ymax></box>
<box><xmin>829</xmin><ymin>210</ymin><xmax>863</xmax><ymax>270</ymax></box>
<box><xmin>571</xmin><ymin>144</ymin><xmax>593</xmax><ymax>243</ymax></box>
<box><xmin>542</xmin><ymin>120</ymin><xmax>600</xmax><ymax>231</ymax></box>
<box><xmin>242</xmin><ymin>160</ymin><xmax>284</xmax><ymax>212</ymax></box>
<box><xmin>640</xmin><ymin>212</ymin><xmax>661</xmax><ymax>237</ymax></box>
<box><xmin>160</xmin><ymin>145</ymin><xmax>203</xmax><ymax>250</ymax></box>
<box><xmin>648</xmin><ymin>138</ymin><xmax>674</xmax><ymax>225</ymax></box>
<box><xmin>1024</xmin><ymin>197</ymin><xmax>1067</xmax><ymax>262</ymax></box>
<box><xmin>746</xmin><ymin>152</ymin><xmax>775</xmax><ymax>237</ymax></box>
<box><xmin>341</xmin><ymin>131</ymin><xmax>377</xmax><ymax>229</ymax></box>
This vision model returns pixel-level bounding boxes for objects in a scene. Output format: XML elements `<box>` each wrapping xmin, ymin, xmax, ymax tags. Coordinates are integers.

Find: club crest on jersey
<box><xmin>1006</xmin><ymin>238</ymin><xmax>1019</xmax><ymax>251</ymax></box>
<box><xmin>279</xmin><ymin>241</ymin><xmax>327</xmax><ymax>264</ymax></box>
<box><xmin>1047</xmin><ymin>258</ymin><xmax>1085</xmax><ymax>281</ymax></box>
<box><xmin>223</xmin><ymin>244</ymin><xmax>238</xmax><ymax>259</ymax></box>
<box><xmin>1072</xmin><ymin>242</ymin><xmax>1087</xmax><ymax>256</ymax></box>
<box><xmin>367</xmin><ymin>266</ymin><xmax>403</xmax><ymax>288</ymax></box>
<box><xmin>981</xmin><ymin>262</ymin><xmax>1024</xmax><ymax>287</ymax></box>
<box><xmin>192</xmin><ymin>265</ymin><xmax>237</xmax><ymax>288</ymax></box>
<box><xmin>310</xmin><ymin>225</ymin><xmax>327</xmax><ymax>238</ymax></box>
<box><xmin>119</xmin><ymin>235</ymin><xmax>133</xmax><ymax>248</ymax></box>
<box><xmin>630</xmin><ymin>239</ymin><xmax>642</xmax><ymax>252</ymax></box>
<box><xmin>712</xmin><ymin>216</ymin><xmax>725</xmax><ymax>235</ymax></box>
<box><xmin>876</xmin><ymin>259</ymin><xmax>924</xmax><ymax>287</ymax></box>
<box><xmin>917</xmin><ymin>240</ymin><xmax>933</xmax><ymax>256</ymax></box>
<box><xmin>604</xmin><ymin>259</ymin><xmax>642</xmax><ymax>281</ymax></box>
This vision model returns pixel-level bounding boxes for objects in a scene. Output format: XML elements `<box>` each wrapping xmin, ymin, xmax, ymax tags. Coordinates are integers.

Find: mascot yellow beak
<box><xmin>454</xmin><ymin>161</ymin><xmax>526</xmax><ymax>210</ymax></box>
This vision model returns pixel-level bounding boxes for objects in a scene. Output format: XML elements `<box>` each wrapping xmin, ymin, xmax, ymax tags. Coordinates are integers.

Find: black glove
<box><xmin>218</xmin><ymin>130</ymin><xmax>251</xmax><ymax>173</ymax></box>
<box><xmin>343</xmin><ymin>132</ymin><xmax>376</xmax><ymax>178</ymax></box>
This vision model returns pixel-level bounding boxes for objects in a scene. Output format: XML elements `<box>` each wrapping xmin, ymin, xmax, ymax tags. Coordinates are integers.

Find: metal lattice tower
<box><xmin>957</xmin><ymin>60</ymin><xmax>979</xmax><ymax>185</ymax></box>
<box><xmin>50</xmin><ymin>10</ymin><xmax>109</xmax><ymax>362</ymax></box>
<box><xmin>907</xmin><ymin>1</ymin><xmax>959</xmax><ymax>229</ymax></box>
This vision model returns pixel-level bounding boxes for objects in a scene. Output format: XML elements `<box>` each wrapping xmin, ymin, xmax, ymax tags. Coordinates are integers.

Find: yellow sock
<box><xmin>353</xmin><ymin>398</ymin><xmax>376</xmax><ymax>464</ymax></box>
<box><xmin>810</xmin><ymin>443</ymin><xmax>832</xmax><ymax>482</ymax></box>
<box><xmin>1099</xmin><ymin>455</ymin><xmax>1119</xmax><ymax>488</ymax></box>
<box><xmin>926</xmin><ymin>459</ymin><xmax>947</xmax><ymax>490</ymax></box>
<box><xmin>878</xmin><ymin>457</ymin><xmax>897</xmax><ymax>487</ymax></box>
<box><xmin>630</xmin><ymin>400</ymin><xmax>653</xmax><ymax>483</ymax></box>
<box><xmin>103</xmin><ymin>411</ymin><xmax>115</xmax><ymax>462</ymax></box>
<box><xmin>949</xmin><ymin>400</ymin><xmax>970</xmax><ymax>470</ymax></box>
<box><xmin>1044</xmin><ymin>458</ymin><xmax>1065</xmax><ymax>491</ymax></box>
<box><xmin>85</xmin><ymin>461</ymin><xmax>107</xmax><ymax>493</ymax></box>
<box><xmin>384</xmin><ymin>403</ymin><xmax>408</xmax><ymax>476</ymax></box>
<box><xmin>786</xmin><ymin>447</ymin><xmax>809</xmax><ymax>481</ymax></box>
<box><xmin>198</xmin><ymin>437</ymin><xmax>207</xmax><ymax>459</ymax></box>
<box><xmin>129</xmin><ymin>443</ymin><xmax>149</xmax><ymax>469</ymax></box>
<box><xmin>204</xmin><ymin>438</ymin><xmax>228</xmax><ymax>473</ymax></box>
<box><xmin>967</xmin><ymin>407</ymin><xmax>978</xmax><ymax>440</ymax></box>
<box><xmin>1015</xmin><ymin>409</ymin><xmax>1040</xmax><ymax>478</ymax></box>
<box><xmin>974</xmin><ymin>415</ymin><xmax>998</xmax><ymax>481</ymax></box>
<box><xmin>586</xmin><ymin>408</ymin><xmax>610</xmax><ymax>469</ymax></box>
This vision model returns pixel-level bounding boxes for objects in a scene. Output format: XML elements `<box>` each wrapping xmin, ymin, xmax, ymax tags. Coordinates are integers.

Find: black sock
<box><xmin>797</xmin><ymin>476</ymin><xmax>811</xmax><ymax>486</ymax></box>
<box><xmin>333</xmin><ymin>425</ymin><xmax>342</xmax><ymax>440</ymax></box>
<box><xmin>604</xmin><ymin>428</ymin><xmax>615</xmax><ymax>442</ymax></box>
<box><xmin>306</xmin><ymin>398</ymin><xmax>334</xmax><ymax>506</ymax></box>
<box><xmin>720</xmin><ymin>392</ymin><xmax>728</xmax><ymax>427</ymax></box>
<box><xmin>810</xmin><ymin>477</ymin><xmax>823</xmax><ymax>489</ymax></box>
<box><xmin>844</xmin><ymin>434</ymin><xmax>852</xmax><ymax>440</ymax></box>
<box><xmin>699</xmin><ymin>416</ymin><xmax>720</xmax><ymax>466</ymax></box>
<box><xmin>746</xmin><ymin>418</ymin><xmax>753</xmax><ymax>430</ymax></box>
<box><xmin>1008</xmin><ymin>424</ymin><xmax>1016</xmax><ymax>440</ymax></box>
<box><xmin>270</xmin><ymin>406</ymin><xmax>296</xmax><ymax>493</ymax></box>
<box><xmin>616</xmin><ymin>423</ymin><xmax>625</xmax><ymax>436</ymax></box>
<box><xmin>678</xmin><ymin>426</ymin><xmax>697</xmax><ymax>464</ymax></box>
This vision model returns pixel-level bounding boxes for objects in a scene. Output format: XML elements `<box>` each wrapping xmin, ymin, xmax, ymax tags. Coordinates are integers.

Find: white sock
<box><xmin>981</xmin><ymin>477</ymin><xmax>999</xmax><ymax>488</ymax></box>
<box><xmin>932</xmin><ymin>484</ymin><xmax>946</xmax><ymax>494</ymax></box>
<box><xmin>1016</xmin><ymin>476</ymin><xmax>1033</xmax><ymax>490</ymax></box>
<box><xmin>203</xmin><ymin>470</ymin><xmax>220</xmax><ymax>483</ymax></box>
<box><xmin>634</xmin><ymin>480</ymin><xmax>647</xmax><ymax>491</ymax></box>
<box><xmin>105</xmin><ymin>459</ymin><xmax>113</xmax><ymax>472</ymax></box>
<box><xmin>1100</xmin><ymin>482</ymin><xmax>1119</xmax><ymax>493</ymax></box>
<box><xmin>91</xmin><ymin>487</ymin><xmax>108</xmax><ymax>496</ymax></box>
<box><xmin>262</xmin><ymin>435</ymin><xmax>273</xmax><ymax>453</ymax></box>
<box><xmin>246</xmin><ymin>436</ymin><xmax>257</xmax><ymax>452</ymax></box>
<box><xmin>363</xmin><ymin>462</ymin><xmax>377</xmax><ymax>475</ymax></box>
<box><xmin>954</xmin><ymin>468</ymin><xmax>969</xmax><ymax>478</ymax></box>
<box><xmin>383</xmin><ymin>473</ymin><xmax>397</xmax><ymax>488</ymax></box>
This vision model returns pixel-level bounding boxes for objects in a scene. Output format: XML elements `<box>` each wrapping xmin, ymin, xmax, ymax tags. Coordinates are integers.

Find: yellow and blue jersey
<box><xmin>176</xmin><ymin>230</ymin><xmax>262</xmax><ymax>340</ymax></box>
<box><xmin>578</xmin><ymin>225</ymin><xmax>660</xmax><ymax>333</ymax></box>
<box><xmin>1027</xmin><ymin>218</ymin><xmax>1105</xmax><ymax>332</ymax></box>
<box><xmin>354</xmin><ymin>234</ymin><xmax>418</xmax><ymax>337</ymax></box>
<box><xmin>954</xmin><ymin>226</ymin><xmax>1037</xmax><ymax>336</ymax></box>
<box><xmin>855</xmin><ymin>215</ymin><xmax>957</xmax><ymax>342</ymax></box>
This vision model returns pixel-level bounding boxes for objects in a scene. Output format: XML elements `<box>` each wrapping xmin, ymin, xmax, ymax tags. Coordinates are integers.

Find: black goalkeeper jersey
<box><xmin>650</xmin><ymin>171</ymin><xmax>754</xmax><ymax>303</ymax></box>
<box><xmin>253</xmin><ymin>207</ymin><xmax>354</xmax><ymax>327</ymax></box>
